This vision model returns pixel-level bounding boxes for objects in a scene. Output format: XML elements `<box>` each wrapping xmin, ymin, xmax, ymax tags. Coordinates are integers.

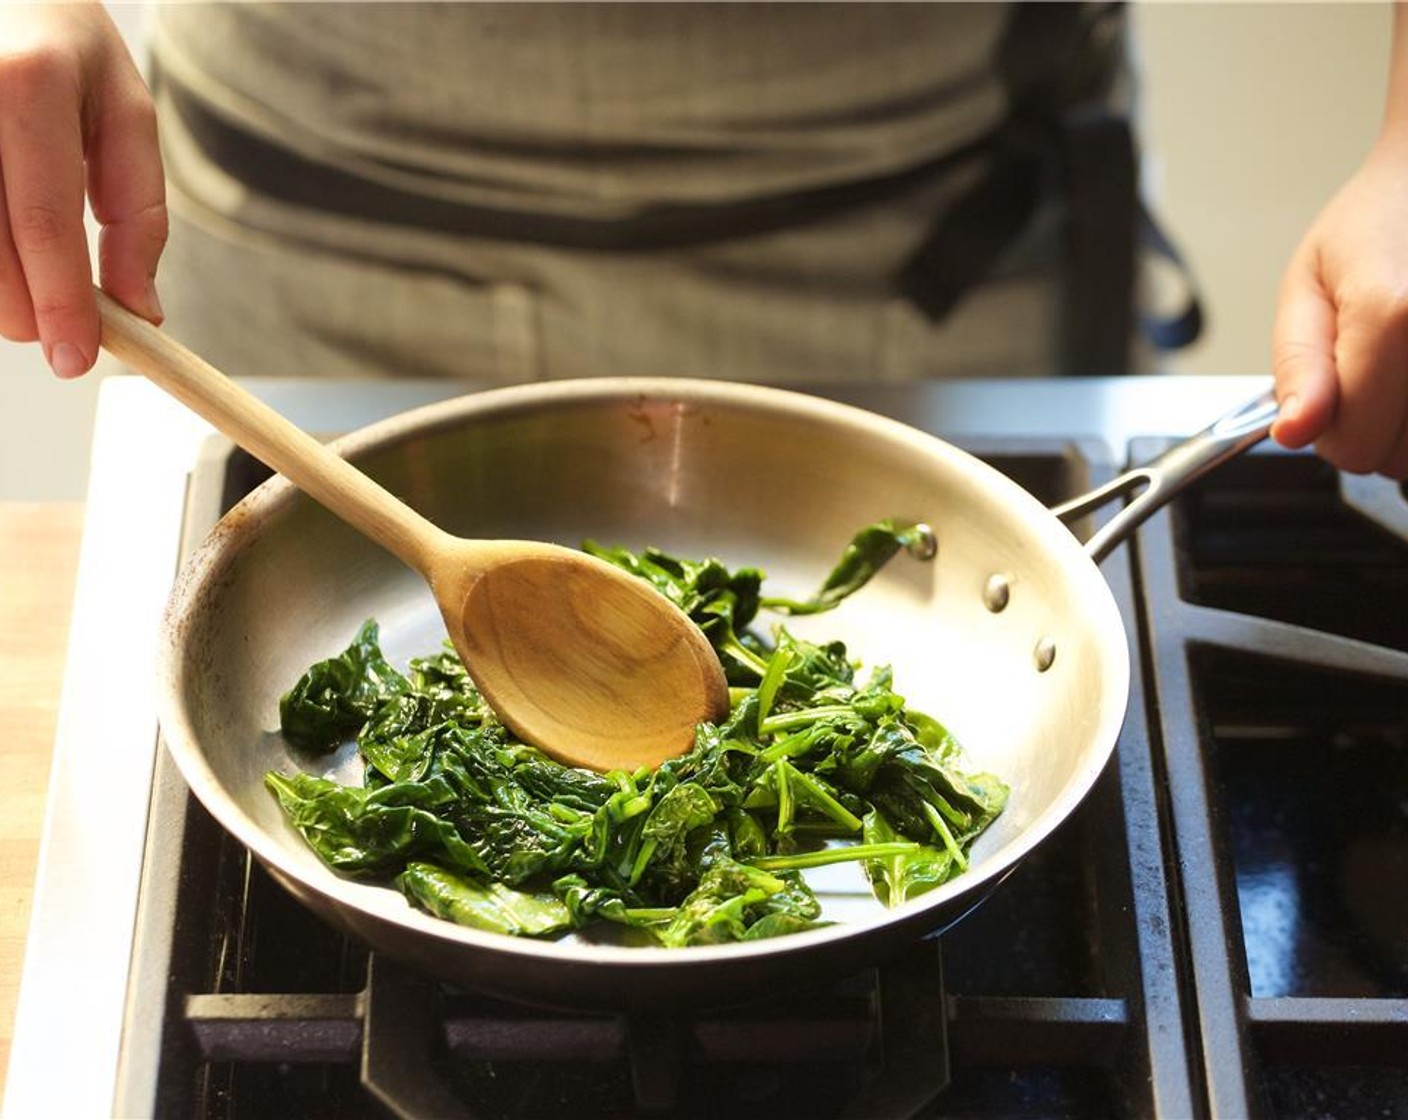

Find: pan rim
<box><xmin>156</xmin><ymin>376</ymin><xmax>1130</xmax><ymax>970</ymax></box>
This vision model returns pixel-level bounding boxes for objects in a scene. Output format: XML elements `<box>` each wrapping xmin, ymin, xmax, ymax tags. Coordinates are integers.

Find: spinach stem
<box><xmin>773</xmin><ymin>759</ymin><xmax>794</xmax><ymax>836</ymax></box>
<box><xmin>786</xmin><ymin>766</ymin><xmax>864</xmax><ymax>833</ymax></box>
<box><xmin>927</xmin><ymin>789</ymin><xmax>968</xmax><ymax>828</ymax></box>
<box><xmin>622</xmin><ymin>907</ymin><xmax>674</xmax><ymax>923</ymax></box>
<box><xmin>628</xmin><ymin>838</ymin><xmax>658</xmax><ymax>886</ymax></box>
<box><xmin>721</xmin><ymin>639</ymin><xmax>768</xmax><ymax>677</ymax></box>
<box><xmin>923</xmin><ymin>801</ymin><xmax>968</xmax><ymax>871</ymax></box>
<box><xmin>750</xmin><ymin>842</ymin><xmax>923</xmax><ymax>872</ymax></box>
<box><xmin>754</xmin><ymin>646</ymin><xmax>794</xmax><ymax>729</ymax></box>
<box><xmin>759</xmin><ymin>705</ymin><xmax>854</xmax><ymax>735</ymax></box>
<box><xmin>757</xmin><ymin>732</ymin><xmax>807</xmax><ymax>764</ymax></box>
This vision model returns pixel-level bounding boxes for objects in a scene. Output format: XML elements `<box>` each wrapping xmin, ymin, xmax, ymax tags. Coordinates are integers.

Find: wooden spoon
<box><xmin>95</xmin><ymin>290</ymin><xmax>729</xmax><ymax>771</ymax></box>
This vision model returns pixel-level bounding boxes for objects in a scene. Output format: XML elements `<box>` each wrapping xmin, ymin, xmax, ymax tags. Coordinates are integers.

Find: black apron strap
<box><xmin>895</xmin><ymin>132</ymin><xmax>1046</xmax><ymax>328</ymax></box>
<box><xmin>1139</xmin><ymin>203</ymin><xmax>1206</xmax><ymax>351</ymax></box>
<box><xmin>1057</xmin><ymin>105</ymin><xmax>1138</xmax><ymax>376</ymax></box>
<box><xmin>898</xmin><ymin>2</ymin><xmax>1200</xmax><ymax>375</ymax></box>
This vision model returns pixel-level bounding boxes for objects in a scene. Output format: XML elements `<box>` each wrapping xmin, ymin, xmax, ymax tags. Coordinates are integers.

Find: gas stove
<box><xmin>6</xmin><ymin>376</ymin><xmax>1406</xmax><ymax>1118</ymax></box>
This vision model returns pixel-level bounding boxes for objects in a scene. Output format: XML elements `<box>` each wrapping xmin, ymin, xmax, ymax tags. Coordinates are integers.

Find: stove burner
<box><xmin>1138</xmin><ymin>444</ymin><xmax>1408</xmax><ymax>1118</ymax></box>
<box><xmin>1204</xmin><ymin>650</ymin><xmax>1408</xmax><ymax>999</ymax></box>
<box><xmin>1174</xmin><ymin>453</ymin><xmax>1408</xmax><ymax>652</ymax></box>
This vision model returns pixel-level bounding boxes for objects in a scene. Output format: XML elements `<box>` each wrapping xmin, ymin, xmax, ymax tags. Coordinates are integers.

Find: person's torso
<box><xmin>151</xmin><ymin>2</ymin><xmax>1013</xmax><ymax>216</ymax></box>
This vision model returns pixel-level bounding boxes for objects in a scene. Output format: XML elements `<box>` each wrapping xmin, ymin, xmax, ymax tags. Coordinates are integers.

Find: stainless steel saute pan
<box><xmin>156</xmin><ymin>379</ymin><xmax>1277</xmax><ymax>1009</ymax></box>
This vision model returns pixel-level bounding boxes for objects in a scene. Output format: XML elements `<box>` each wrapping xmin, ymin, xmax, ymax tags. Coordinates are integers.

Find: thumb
<box><xmin>1270</xmin><ymin>258</ymin><xmax>1339</xmax><ymax>450</ymax></box>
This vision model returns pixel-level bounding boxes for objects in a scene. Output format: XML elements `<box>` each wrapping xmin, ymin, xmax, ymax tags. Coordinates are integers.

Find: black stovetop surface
<box><xmin>121</xmin><ymin>435</ymin><xmax>1408</xmax><ymax>1119</ymax></box>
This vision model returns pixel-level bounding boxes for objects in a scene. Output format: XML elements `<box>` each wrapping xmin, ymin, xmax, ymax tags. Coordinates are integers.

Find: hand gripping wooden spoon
<box><xmin>96</xmin><ymin>290</ymin><xmax>729</xmax><ymax>771</ymax></box>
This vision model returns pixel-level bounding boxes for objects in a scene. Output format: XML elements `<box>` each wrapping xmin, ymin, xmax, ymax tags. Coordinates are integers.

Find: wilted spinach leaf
<box><xmin>279</xmin><ymin>619</ymin><xmax>410</xmax><ymax>751</ymax></box>
<box><xmin>399</xmin><ymin>862</ymin><xmax>573</xmax><ymax>937</ymax></box>
<box><xmin>266</xmin><ymin>520</ymin><xmax>1006</xmax><ymax>947</ymax></box>
<box><xmin>761</xmin><ymin>519</ymin><xmax>933</xmax><ymax>616</ymax></box>
<box><xmin>861</xmin><ymin>809</ymin><xmax>956</xmax><ymax>908</ymax></box>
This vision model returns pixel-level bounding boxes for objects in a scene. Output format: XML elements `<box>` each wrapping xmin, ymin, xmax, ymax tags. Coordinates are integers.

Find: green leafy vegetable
<box><xmin>398</xmin><ymin>862</ymin><xmax>573</xmax><ymax>937</ymax></box>
<box><xmin>266</xmin><ymin>520</ymin><xmax>1006</xmax><ymax>947</ymax></box>
<box><xmin>760</xmin><ymin>518</ymin><xmax>933</xmax><ymax>616</ymax></box>
<box><xmin>860</xmin><ymin>809</ymin><xmax>957</xmax><ymax>908</ymax></box>
<box><xmin>278</xmin><ymin>619</ymin><xmax>411</xmax><ymax>751</ymax></box>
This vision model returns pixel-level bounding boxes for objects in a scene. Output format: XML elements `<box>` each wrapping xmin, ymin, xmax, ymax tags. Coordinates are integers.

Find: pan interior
<box><xmin>162</xmin><ymin>384</ymin><xmax>1128</xmax><ymax>953</ymax></box>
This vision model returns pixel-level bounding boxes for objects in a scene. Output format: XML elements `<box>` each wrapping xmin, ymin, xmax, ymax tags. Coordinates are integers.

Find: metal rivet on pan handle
<box><xmin>1034</xmin><ymin>637</ymin><xmax>1057</xmax><ymax>673</ymax></box>
<box><xmin>983</xmin><ymin>573</ymin><xmax>1012</xmax><ymax>613</ymax></box>
<box><xmin>907</xmin><ymin>522</ymin><xmax>938</xmax><ymax>560</ymax></box>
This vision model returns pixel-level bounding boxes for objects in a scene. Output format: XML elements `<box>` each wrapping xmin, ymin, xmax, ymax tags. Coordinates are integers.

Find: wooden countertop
<box><xmin>0</xmin><ymin>503</ymin><xmax>83</xmax><ymax>1107</ymax></box>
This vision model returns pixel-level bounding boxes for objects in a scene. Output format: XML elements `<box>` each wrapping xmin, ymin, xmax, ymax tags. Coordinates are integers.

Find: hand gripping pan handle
<box><xmin>1052</xmin><ymin>387</ymin><xmax>1281</xmax><ymax>564</ymax></box>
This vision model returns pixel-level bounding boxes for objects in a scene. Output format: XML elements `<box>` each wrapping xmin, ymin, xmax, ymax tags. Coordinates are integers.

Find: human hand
<box><xmin>0</xmin><ymin>2</ymin><xmax>166</xmax><ymax>379</ymax></box>
<box><xmin>1270</xmin><ymin>144</ymin><xmax>1408</xmax><ymax>480</ymax></box>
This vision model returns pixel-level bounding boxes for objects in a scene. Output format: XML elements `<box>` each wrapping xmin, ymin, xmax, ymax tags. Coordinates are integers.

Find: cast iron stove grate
<box><xmin>116</xmin><ymin>436</ymin><xmax>1193</xmax><ymax>1119</ymax></box>
<box><xmin>1135</xmin><ymin>444</ymin><xmax>1408</xmax><ymax>1119</ymax></box>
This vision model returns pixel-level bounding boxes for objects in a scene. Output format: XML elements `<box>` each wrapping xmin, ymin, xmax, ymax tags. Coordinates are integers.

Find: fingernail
<box><xmin>1278</xmin><ymin>393</ymin><xmax>1301</xmax><ymax>422</ymax></box>
<box><xmin>48</xmin><ymin>342</ymin><xmax>90</xmax><ymax>380</ymax></box>
<box><xmin>142</xmin><ymin>280</ymin><xmax>164</xmax><ymax>323</ymax></box>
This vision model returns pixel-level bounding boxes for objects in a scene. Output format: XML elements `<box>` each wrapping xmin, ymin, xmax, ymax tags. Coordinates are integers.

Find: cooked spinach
<box><xmin>266</xmin><ymin>521</ymin><xmax>1007</xmax><ymax>947</ymax></box>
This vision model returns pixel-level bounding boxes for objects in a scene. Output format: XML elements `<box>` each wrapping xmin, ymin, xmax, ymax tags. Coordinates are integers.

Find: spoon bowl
<box><xmin>95</xmin><ymin>290</ymin><xmax>729</xmax><ymax>771</ymax></box>
<box><xmin>431</xmin><ymin>537</ymin><xmax>729</xmax><ymax>769</ymax></box>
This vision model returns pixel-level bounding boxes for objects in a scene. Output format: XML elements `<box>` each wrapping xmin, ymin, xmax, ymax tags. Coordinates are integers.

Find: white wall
<box><xmin>0</xmin><ymin>2</ymin><xmax>1394</xmax><ymax>500</ymax></box>
<box><xmin>1134</xmin><ymin>1</ymin><xmax>1392</xmax><ymax>375</ymax></box>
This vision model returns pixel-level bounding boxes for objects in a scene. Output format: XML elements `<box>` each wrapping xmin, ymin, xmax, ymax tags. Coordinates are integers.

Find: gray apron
<box><xmin>148</xmin><ymin>3</ymin><xmax>1128</xmax><ymax>384</ymax></box>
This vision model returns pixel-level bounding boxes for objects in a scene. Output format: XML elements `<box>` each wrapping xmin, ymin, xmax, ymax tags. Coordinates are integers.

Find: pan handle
<box><xmin>1051</xmin><ymin>387</ymin><xmax>1280</xmax><ymax>564</ymax></box>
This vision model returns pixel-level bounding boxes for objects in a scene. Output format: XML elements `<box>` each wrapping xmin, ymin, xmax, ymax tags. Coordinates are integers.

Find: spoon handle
<box><xmin>95</xmin><ymin>289</ymin><xmax>449</xmax><ymax>573</ymax></box>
